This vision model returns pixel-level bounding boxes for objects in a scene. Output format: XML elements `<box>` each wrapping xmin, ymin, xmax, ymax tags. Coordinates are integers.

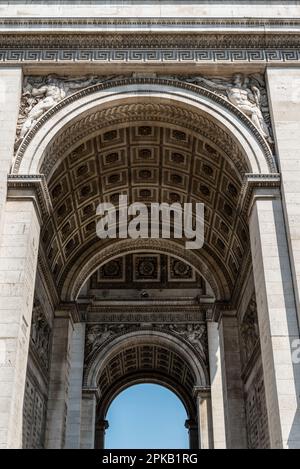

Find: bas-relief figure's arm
<box><xmin>251</xmin><ymin>85</ymin><xmax>261</xmax><ymax>107</ymax></box>
<box><xmin>190</xmin><ymin>76</ymin><xmax>230</xmax><ymax>91</ymax></box>
<box><xmin>31</xmin><ymin>85</ymin><xmax>48</xmax><ymax>97</ymax></box>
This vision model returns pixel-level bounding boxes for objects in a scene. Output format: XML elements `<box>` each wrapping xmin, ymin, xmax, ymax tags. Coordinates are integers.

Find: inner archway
<box><xmin>105</xmin><ymin>384</ymin><xmax>189</xmax><ymax>449</ymax></box>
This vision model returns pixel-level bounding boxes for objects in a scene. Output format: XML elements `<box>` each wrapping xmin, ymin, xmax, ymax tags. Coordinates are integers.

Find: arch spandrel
<box><xmin>13</xmin><ymin>78</ymin><xmax>276</xmax><ymax>305</ymax></box>
<box><xmin>13</xmin><ymin>78</ymin><xmax>277</xmax><ymax>177</ymax></box>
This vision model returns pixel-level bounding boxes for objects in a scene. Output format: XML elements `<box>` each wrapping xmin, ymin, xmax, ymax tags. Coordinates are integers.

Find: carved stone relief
<box><xmin>16</xmin><ymin>73</ymin><xmax>272</xmax><ymax>148</ymax></box>
<box><xmin>181</xmin><ymin>74</ymin><xmax>272</xmax><ymax>143</ymax></box>
<box><xmin>239</xmin><ymin>294</ymin><xmax>270</xmax><ymax>448</ymax></box>
<box><xmin>245</xmin><ymin>366</ymin><xmax>270</xmax><ymax>449</ymax></box>
<box><xmin>22</xmin><ymin>374</ymin><xmax>47</xmax><ymax>449</ymax></box>
<box><xmin>30</xmin><ymin>300</ymin><xmax>51</xmax><ymax>373</ymax></box>
<box><xmin>16</xmin><ymin>74</ymin><xmax>119</xmax><ymax>145</ymax></box>
<box><xmin>240</xmin><ymin>295</ymin><xmax>260</xmax><ymax>368</ymax></box>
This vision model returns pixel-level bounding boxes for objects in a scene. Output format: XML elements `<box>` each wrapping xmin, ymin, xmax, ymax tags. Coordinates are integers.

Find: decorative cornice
<box><xmin>84</xmin><ymin>305</ymin><xmax>208</xmax><ymax>324</ymax></box>
<box><xmin>1</xmin><ymin>46</ymin><xmax>300</xmax><ymax>67</ymax></box>
<box><xmin>2</xmin><ymin>17</ymin><xmax>300</xmax><ymax>26</ymax></box>
<box><xmin>193</xmin><ymin>385</ymin><xmax>211</xmax><ymax>398</ymax></box>
<box><xmin>1</xmin><ymin>17</ymin><xmax>300</xmax><ymax>64</ymax></box>
<box><xmin>37</xmin><ymin>248</ymin><xmax>60</xmax><ymax>310</ymax></box>
<box><xmin>55</xmin><ymin>302</ymin><xmax>81</xmax><ymax>323</ymax></box>
<box><xmin>206</xmin><ymin>301</ymin><xmax>236</xmax><ymax>323</ymax></box>
<box><xmin>2</xmin><ymin>32</ymin><xmax>300</xmax><ymax>49</ymax></box>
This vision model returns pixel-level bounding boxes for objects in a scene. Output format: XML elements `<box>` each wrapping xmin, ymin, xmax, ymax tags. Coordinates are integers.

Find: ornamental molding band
<box><xmin>7</xmin><ymin>174</ymin><xmax>53</xmax><ymax>221</ymax></box>
<box><xmin>84</xmin><ymin>309</ymin><xmax>208</xmax><ymax>324</ymax></box>
<box><xmin>13</xmin><ymin>75</ymin><xmax>276</xmax><ymax>175</ymax></box>
<box><xmin>1</xmin><ymin>47</ymin><xmax>300</xmax><ymax>66</ymax></box>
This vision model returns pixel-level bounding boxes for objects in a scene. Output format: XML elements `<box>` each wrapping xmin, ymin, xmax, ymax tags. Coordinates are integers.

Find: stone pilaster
<box><xmin>207</xmin><ymin>320</ymin><xmax>227</xmax><ymax>449</ymax></box>
<box><xmin>95</xmin><ymin>419</ymin><xmax>109</xmax><ymax>450</ymax></box>
<box><xmin>0</xmin><ymin>68</ymin><xmax>22</xmax><ymax>235</ymax></box>
<box><xmin>0</xmin><ymin>199</ymin><xmax>40</xmax><ymax>448</ymax></box>
<box><xmin>45</xmin><ymin>303</ymin><xmax>79</xmax><ymax>449</ymax></box>
<box><xmin>65</xmin><ymin>322</ymin><xmax>86</xmax><ymax>449</ymax></box>
<box><xmin>249</xmin><ymin>187</ymin><xmax>300</xmax><ymax>448</ymax></box>
<box><xmin>267</xmin><ymin>68</ymin><xmax>300</xmax><ymax>321</ymax></box>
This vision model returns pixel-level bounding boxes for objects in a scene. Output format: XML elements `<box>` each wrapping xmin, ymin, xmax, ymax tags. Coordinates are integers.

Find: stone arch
<box><xmin>85</xmin><ymin>329</ymin><xmax>207</xmax><ymax>389</ymax></box>
<box><xmin>13</xmin><ymin>77</ymin><xmax>277</xmax><ymax>177</ymax></box>
<box><xmin>85</xmin><ymin>329</ymin><xmax>208</xmax><ymax>427</ymax></box>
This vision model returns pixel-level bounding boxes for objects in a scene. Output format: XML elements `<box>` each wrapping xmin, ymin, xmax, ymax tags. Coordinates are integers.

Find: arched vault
<box><xmin>12</xmin><ymin>78</ymin><xmax>277</xmax><ymax>302</ymax></box>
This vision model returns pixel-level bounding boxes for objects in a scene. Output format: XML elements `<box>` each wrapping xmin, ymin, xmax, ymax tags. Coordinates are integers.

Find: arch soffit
<box><xmin>62</xmin><ymin>238</ymin><xmax>227</xmax><ymax>302</ymax></box>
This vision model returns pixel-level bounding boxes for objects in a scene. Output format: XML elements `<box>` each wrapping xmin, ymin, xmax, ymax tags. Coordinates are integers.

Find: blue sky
<box><xmin>105</xmin><ymin>384</ymin><xmax>189</xmax><ymax>449</ymax></box>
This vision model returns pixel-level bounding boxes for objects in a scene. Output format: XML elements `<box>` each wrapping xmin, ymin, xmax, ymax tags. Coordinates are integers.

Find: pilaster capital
<box><xmin>7</xmin><ymin>174</ymin><xmax>52</xmax><ymax>223</ymax></box>
<box><xmin>185</xmin><ymin>419</ymin><xmax>198</xmax><ymax>431</ymax></box>
<box><xmin>193</xmin><ymin>386</ymin><xmax>211</xmax><ymax>400</ymax></box>
<box><xmin>206</xmin><ymin>302</ymin><xmax>235</xmax><ymax>323</ymax></box>
<box><xmin>239</xmin><ymin>173</ymin><xmax>281</xmax><ymax>218</ymax></box>
<box><xmin>82</xmin><ymin>386</ymin><xmax>101</xmax><ymax>401</ymax></box>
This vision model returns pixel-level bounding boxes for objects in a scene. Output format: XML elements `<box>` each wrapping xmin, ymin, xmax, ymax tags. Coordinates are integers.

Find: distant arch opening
<box><xmin>104</xmin><ymin>384</ymin><xmax>189</xmax><ymax>449</ymax></box>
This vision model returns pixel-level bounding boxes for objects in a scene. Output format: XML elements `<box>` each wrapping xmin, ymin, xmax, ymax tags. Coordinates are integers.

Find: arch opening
<box><xmin>105</xmin><ymin>384</ymin><xmax>189</xmax><ymax>449</ymax></box>
<box><xmin>41</xmin><ymin>118</ymin><xmax>251</xmax><ymax>302</ymax></box>
<box><xmin>14</xmin><ymin>79</ymin><xmax>276</xmax><ymax>177</ymax></box>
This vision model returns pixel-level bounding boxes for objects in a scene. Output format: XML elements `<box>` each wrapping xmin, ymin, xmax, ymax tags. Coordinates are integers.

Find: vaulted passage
<box><xmin>105</xmin><ymin>384</ymin><xmax>189</xmax><ymax>449</ymax></box>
